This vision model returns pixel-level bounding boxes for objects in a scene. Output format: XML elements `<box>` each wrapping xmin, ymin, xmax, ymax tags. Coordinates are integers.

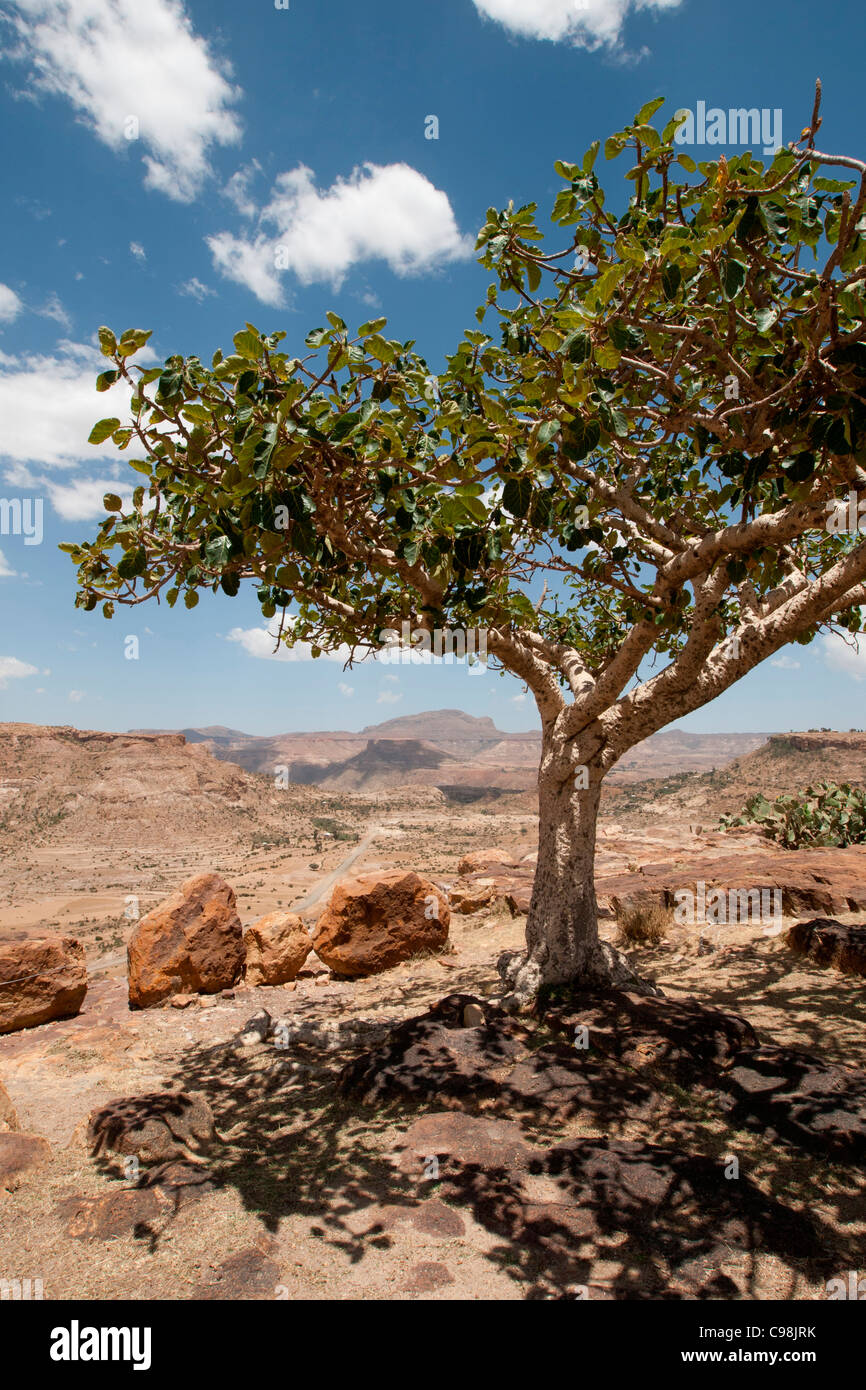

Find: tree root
<box><xmin>497</xmin><ymin>942</ymin><xmax>664</xmax><ymax>1014</ymax></box>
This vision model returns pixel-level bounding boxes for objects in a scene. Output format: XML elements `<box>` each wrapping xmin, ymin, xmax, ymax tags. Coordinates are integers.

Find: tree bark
<box><xmin>499</xmin><ymin>725</ymin><xmax>654</xmax><ymax>1010</ymax></box>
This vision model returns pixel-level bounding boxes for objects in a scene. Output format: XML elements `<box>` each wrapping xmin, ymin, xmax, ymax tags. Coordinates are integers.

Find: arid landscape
<box><xmin>1</xmin><ymin>715</ymin><xmax>864</xmax><ymax>1301</ymax></box>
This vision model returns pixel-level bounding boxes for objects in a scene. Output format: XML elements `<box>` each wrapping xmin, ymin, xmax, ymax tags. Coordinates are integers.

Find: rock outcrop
<box><xmin>784</xmin><ymin>918</ymin><xmax>866</xmax><ymax>977</ymax></box>
<box><xmin>313</xmin><ymin>870</ymin><xmax>449</xmax><ymax>977</ymax></box>
<box><xmin>127</xmin><ymin>873</ymin><xmax>244</xmax><ymax>1008</ymax></box>
<box><xmin>0</xmin><ymin>936</ymin><xmax>87</xmax><ymax>1035</ymax></box>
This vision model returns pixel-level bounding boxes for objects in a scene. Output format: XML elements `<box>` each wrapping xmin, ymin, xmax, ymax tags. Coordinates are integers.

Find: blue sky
<box><xmin>0</xmin><ymin>0</ymin><xmax>864</xmax><ymax>737</ymax></box>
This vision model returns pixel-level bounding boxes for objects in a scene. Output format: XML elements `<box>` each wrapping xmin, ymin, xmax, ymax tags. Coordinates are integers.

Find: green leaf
<box><xmin>754</xmin><ymin>306</ymin><xmax>780</xmax><ymax>334</ymax></box>
<box><xmin>98</xmin><ymin>326</ymin><xmax>117</xmax><ymax>358</ymax></box>
<box><xmin>184</xmin><ymin>590</ymin><xmax>200</xmax><ymax>609</ymax></box>
<box><xmin>220</xmin><ymin>573</ymin><xmax>241</xmax><ymax>597</ymax></box>
<box><xmin>661</xmin><ymin>263</ymin><xmax>681</xmax><ymax>299</ymax></box>
<box><xmin>636</xmin><ymin>97</ymin><xmax>665</xmax><ymax>125</ymax></box>
<box><xmin>502</xmin><ymin>475</ymin><xmax>533</xmax><ymax>519</ymax></box>
<box><xmin>233</xmin><ymin>329</ymin><xmax>262</xmax><ymax>360</ymax></box>
<box><xmin>96</xmin><ymin>370</ymin><xmax>120</xmax><ymax>393</ymax></box>
<box><xmin>562</xmin><ymin>418</ymin><xmax>600</xmax><ymax>461</ymax></box>
<box><xmin>88</xmin><ymin>418</ymin><xmax>121</xmax><ymax>445</ymax></box>
<box><xmin>116</xmin><ymin>546</ymin><xmax>146</xmax><ymax>579</ymax></box>
<box><xmin>103</xmin><ymin>493</ymin><xmax>123</xmax><ymax>512</ymax></box>
<box><xmin>722</xmin><ymin>259</ymin><xmax>747</xmax><ymax>301</ymax></box>
<box><xmin>358</xmin><ymin>317</ymin><xmax>387</xmax><ymax>337</ymax></box>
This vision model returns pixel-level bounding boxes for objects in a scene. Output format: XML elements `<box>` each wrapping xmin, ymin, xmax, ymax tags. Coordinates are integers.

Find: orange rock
<box><xmin>0</xmin><ymin>936</ymin><xmax>87</xmax><ymax>1035</ymax></box>
<box><xmin>313</xmin><ymin>870</ymin><xmax>450</xmax><ymax>978</ymax></box>
<box><xmin>0</xmin><ymin>1077</ymin><xmax>18</xmax><ymax>1132</ymax></box>
<box><xmin>127</xmin><ymin>873</ymin><xmax>243</xmax><ymax>1009</ymax></box>
<box><xmin>243</xmin><ymin>912</ymin><xmax>311</xmax><ymax>986</ymax></box>
<box><xmin>0</xmin><ymin>1132</ymin><xmax>51</xmax><ymax>1191</ymax></box>
<box><xmin>457</xmin><ymin>849</ymin><xmax>518</xmax><ymax>877</ymax></box>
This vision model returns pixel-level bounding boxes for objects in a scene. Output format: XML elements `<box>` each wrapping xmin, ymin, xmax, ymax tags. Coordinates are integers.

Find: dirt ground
<box><xmin>0</xmin><ymin>804</ymin><xmax>864</xmax><ymax>1301</ymax></box>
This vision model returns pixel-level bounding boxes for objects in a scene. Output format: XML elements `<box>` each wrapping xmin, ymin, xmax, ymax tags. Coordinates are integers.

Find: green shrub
<box><xmin>720</xmin><ymin>782</ymin><xmax>866</xmax><ymax>848</ymax></box>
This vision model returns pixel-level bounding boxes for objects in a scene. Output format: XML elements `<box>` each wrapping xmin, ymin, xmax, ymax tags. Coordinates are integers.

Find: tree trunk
<box><xmin>499</xmin><ymin>726</ymin><xmax>651</xmax><ymax>1010</ymax></box>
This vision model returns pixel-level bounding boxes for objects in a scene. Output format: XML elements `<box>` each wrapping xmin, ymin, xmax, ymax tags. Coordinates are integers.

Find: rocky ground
<box><xmin>0</xmin><ymin>803</ymin><xmax>864</xmax><ymax>1301</ymax></box>
<box><xmin>1</xmin><ymin>721</ymin><xmax>864</xmax><ymax>1301</ymax></box>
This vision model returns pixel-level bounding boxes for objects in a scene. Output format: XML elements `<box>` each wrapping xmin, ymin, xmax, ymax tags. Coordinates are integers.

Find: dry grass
<box><xmin>615</xmin><ymin>901</ymin><xmax>673</xmax><ymax>946</ymax></box>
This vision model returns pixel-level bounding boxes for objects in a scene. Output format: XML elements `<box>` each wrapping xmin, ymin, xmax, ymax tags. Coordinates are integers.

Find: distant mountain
<box><xmin>129</xmin><ymin>711</ymin><xmax>776</xmax><ymax>800</ymax></box>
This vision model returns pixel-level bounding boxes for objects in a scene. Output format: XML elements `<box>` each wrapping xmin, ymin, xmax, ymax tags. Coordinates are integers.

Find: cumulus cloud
<box><xmin>0</xmin><ymin>656</ymin><xmax>38</xmax><ymax>689</ymax></box>
<box><xmin>226</xmin><ymin>624</ymin><xmax>351</xmax><ymax>663</ymax></box>
<box><xmin>0</xmin><ymin>284</ymin><xmax>23</xmax><ymax>323</ymax></box>
<box><xmin>376</xmin><ymin>689</ymin><xmax>402</xmax><ymax>705</ymax></box>
<box><xmin>129</xmin><ymin>241</ymin><xmax>146</xmax><ymax>261</ymax></box>
<box><xmin>68</xmin><ymin>689</ymin><xmax>85</xmax><ymax>702</ymax></box>
<box><xmin>5</xmin><ymin>0</ymin><xmax>242</xmax><ymax>201</ymax></box>
<box><xmin>0</xmin><ymin>551</ymin><xmax>17</xmax><ymax>578</ymax></box>
<box><xmin>46</xmin><ymin>475</ymin><xmax>135</xmax><ymax>521</ymax></box>
<box><xmin>822</xmin><ymin>628</ymin><xmax>866</xmax><ymax>682</ymax></box>
<box><xmin>471</xmin><ymin>0</ymin><xmax>683</xmax><ymax>47</ymax></box>
<box><xmin>208</xmin><ymin>161</ymin><xmax>472</xmax><ymax>304</ymax></box>
<box><xmin>770</xmin><ymin>653</ymin><xmax>801</xmax><ymax>670</ymax></box>
<box><xmin>338</xmin><ymin>681</ymin><xmax>354</xmax><ymax>698</ymax></box>
<box><xmin>0</xmin><ymin>339</ymin><xmax>135</xmax><ymax>468</ymax></box>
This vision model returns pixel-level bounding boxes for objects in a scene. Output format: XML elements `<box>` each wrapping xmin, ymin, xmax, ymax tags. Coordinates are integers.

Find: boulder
<box><xmin>0</xmin><ymin>935</ymin><xmax>87</xmax><ymax>1035</ymax></box>
<box><xmin>457</xmin><ymin>848</ymin><xmax>518</xmax><ymax>877</ymax></box>
<box><xmin>0</xmin><ymin>1132</ymin><xmax>51</xmax><ymax>1191</ymax></box>
<box><xmin>784</xmin><ymin>918</ymin><xmax>866</xmax><ymax>977</ymax></box>
<box><xmin>449</xmin><ymin>883</ymin><xmax>496</xmax><ymax>914</ymax></box>
<box><xmin>87</xmin><ymin>1091</ymin><xmax>221</xmax><ymax>1165</ymax></box>
<box><xmin>243</xmin><ymin>911</ymin><xmax>311</xmax><ymax>985</ymax></box>
<box><xmin>0</xmin><ymin>1077</ymin><xmax>18</xmax><ymax>1132</ymax></box>
<box><xmin>127</xmin><ymin>872</ymin><xmax>244</xmax><ymax>1008</ymax></box>
<box><xmin>312</xmin><ymin>870</ymin><xmax>449</xmax><ymax>977</ymax></box>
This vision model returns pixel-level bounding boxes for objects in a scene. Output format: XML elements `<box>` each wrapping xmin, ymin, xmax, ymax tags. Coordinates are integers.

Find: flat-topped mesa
<box><xmin>768</xmin><ymin>732</ymin><xmax>866</xmax><ymax>754</ymax></box>
<box><xmin>0</xmin><ymin>723</ymin><xmax>187</xmax><ymax>750</ymax></box>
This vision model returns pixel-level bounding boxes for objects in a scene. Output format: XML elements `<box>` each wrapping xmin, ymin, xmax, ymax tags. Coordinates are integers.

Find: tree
<box><xmin>67</xmin><ymin>86</ymin><xmax>866</xmax><ymax>1007</ymax></box>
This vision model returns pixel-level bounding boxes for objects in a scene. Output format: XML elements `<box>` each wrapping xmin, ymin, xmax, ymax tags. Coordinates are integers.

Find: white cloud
<box><xmin>511</xmin><ymin>691</ymin><xmax>528</xmax><ymax>704</ymax></box>
<box><xmin>223</xmin><ymin>160</ymin><xmax>262</xmax><ymax>218</ymax></box>
<box><xmin>771</xmin><ymin>653</ymin><xmax>801</xmax><ymax>670</ymax></box>
<box><xmin>6</xmin><ymin>0</ymin><xmax>242</xmax><ymax>202</ymax></box>
<box><xmin>822</xmin><ymin>629</ymin><xmax>866</xmax><ymax>682</ymax></box>
<box><xmin>471</xmin><ymin>0</ymin><xmax>682</xmax><ymax>46</ymax></box>
<box><xmin>377</xmin><ymin>689</ymin><xmax>403</xmax><ymax>705</ymax></box>
<box><xmin>46</xmin><ymin>475</ymin><xmax>134</xmax><ymax>520</ymax></box>
<box><xmin>208</xmin><ymin>161</ymin><xmax>472</xmax><ymax>304</ymax></box>
<box><xmin>0</xmin><ymin>551</ymin><xmax>17</xmax><ymax>578</ymax></box>
<box><xmin>0</xmin><ymin>339</ymin><xmax>135</xmax><ymax>468</ymax></box>
<box><xmin>36</xmin><ymin>291</ymin><xmax>71</xmax><ymax>330</ymax></box>
<box><xmin>179</xmin><ymin>277</ymin><xmax>216</xmax><ymax>301</ymax></box>
<box><xmin>0</xmin><ymin>656</ymin><xmax>38</xmax><ymax>689</ymax></box>
<box><xmin>68</xmin><ymin>689</ymin><xmax>85</xmax><ymax>702</ymax></box>
<box><xmin>226</xmin><ymin>624</ymin><xmax>351</xmax><ymax>663</ymax></box>
<box><xmin>130</xmin><ymin>241</ymin><xmax>146</xmax><ymax>261</ymax></box>
<box><xmin>338</xmin><ymin>681</ymin><xmax>354</xmax><ymax>698</ymax></box>
<box><xmin>0</xmin><ymin>284</ymin><xmax>23</xmax><ymax>323</ymax></box>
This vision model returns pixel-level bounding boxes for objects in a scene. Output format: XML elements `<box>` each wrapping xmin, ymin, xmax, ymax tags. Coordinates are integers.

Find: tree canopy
<box><xmin>67</xmin><ymin>88</ymin><xmax>866</xmax><ymax>751</ymax></box>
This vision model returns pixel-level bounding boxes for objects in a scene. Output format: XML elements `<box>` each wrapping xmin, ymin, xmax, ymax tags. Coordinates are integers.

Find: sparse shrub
<box><xmin>615</xmin><ymin>901</ymin><xmax>672</xmax><ymax>946</ymax></box>
<box><xmin>720</xmin><ymin>782</ymin><xmax>866</xmax><ymax>848</ymax></box>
